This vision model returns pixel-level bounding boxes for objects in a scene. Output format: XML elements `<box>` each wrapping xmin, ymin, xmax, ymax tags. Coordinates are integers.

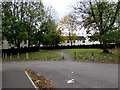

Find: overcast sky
<box><xmin>41</xmin><ymin>0</ymin><xmax>118</xmax><ymax>36</ymax></box>
<box><xmin>42</xmin><ymin>0</ymin><xmax>118</xmax><ymax>20</ymax></box>
<box><xmin>41</xmin><ymin>0</ymin><xmax>88</xmax><ymax>36</ymax></box>
<box><xmin>42</xmin><ymin>0</ymin><xmax>78</xmax><ymax>20</ymax></box>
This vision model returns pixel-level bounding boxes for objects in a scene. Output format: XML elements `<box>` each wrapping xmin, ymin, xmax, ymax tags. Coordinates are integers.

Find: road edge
<box><xmin>24</xmin><ymin>71</ymin><xmax>38</xmax><ymax>90</ymax></box>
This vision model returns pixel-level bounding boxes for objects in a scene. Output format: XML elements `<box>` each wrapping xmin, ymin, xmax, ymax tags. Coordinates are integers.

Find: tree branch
<box><xmin>108</xmin><ymin>1</ymin><xmax>120</xmax><ymax>29</ymax></box>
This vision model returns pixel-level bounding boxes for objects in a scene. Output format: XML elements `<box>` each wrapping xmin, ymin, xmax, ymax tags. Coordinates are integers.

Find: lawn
<box><xmin>64</xmin><ymin>49</ymin><xmax>120</xmax><ymax>64</ymax></box>
<box><xmin>3</xmin><ymin>48</ymin><xmax>120</xmax><ymax>64</ymax></box>
<box><xmin>3</xmin><ymin>50</ymin><xmax>62</xmax><ymax>61</ymax></box>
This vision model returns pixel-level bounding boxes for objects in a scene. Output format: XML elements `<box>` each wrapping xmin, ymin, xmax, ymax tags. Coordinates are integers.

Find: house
<box><xmin>2</xmin><ymin>40</ymin><xmax>28</xmax><ymax>49</ymax></box>
<box><xmin>2</xmin><ymin>36</ymin><xmax>100</xmax><ymax>49</ymax></box>
<box><xmin>60</xmin><ymin>36</ymin><xmax>100</xmax><ymax>46</ymax></box>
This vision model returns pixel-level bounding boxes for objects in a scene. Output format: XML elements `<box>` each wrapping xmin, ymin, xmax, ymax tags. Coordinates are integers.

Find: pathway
<box><xmin>54</xmin><ymin>51</ymin><xmax>74</xmax><ymax>61</ymax></box>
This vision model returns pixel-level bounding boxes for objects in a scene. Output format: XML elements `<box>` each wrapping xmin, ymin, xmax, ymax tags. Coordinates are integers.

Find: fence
<box><xmin>39</xmin><ymin>44</ymin><xmax>115</xmax><ymax>50</ymax></box>
<box><xmin>2</xmin><ymin>44</ymin><xmax>116</xmax><ymax>58</ymax></box>
<box><xmin>2</xmin><ymin>47</ymin><xmax>39</xmax><ymax>58</ymax></box>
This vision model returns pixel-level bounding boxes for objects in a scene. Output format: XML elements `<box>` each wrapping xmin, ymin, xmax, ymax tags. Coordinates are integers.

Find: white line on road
<box><xmin>25</xmin><ymin>71</ymin><xmax>38</xmax><ymax>90</ymax></box>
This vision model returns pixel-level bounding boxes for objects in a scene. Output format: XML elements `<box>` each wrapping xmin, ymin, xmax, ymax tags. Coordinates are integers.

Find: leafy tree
<box><xmin>2</xmin><ymin>2</ymin><xmax>28</xmax><ymax>49</ymax></box>
<box><xmin>40</xmin><ymin>19</ymin><xmax>61</xmax><ymax>46</ymax></box>
<box><xmin>25</xmin><ymin>2</ymin><xmax>45</xmax><ymax>48</ymax></box>
<box><xmin>60</xmin><ymin>14</ymin><xmax>77</xmax><ymax>46</ymax></box>
<box><xmin>35</xmin><ymin>6</ymin><xmax>61</xmax><ymax>47</ymax></box>
<box><xmin>2</xmin><ymin>1</ymin><xmax>61</xmax><ymax>48</ymax></box>
<box><xmin>101</xmin><ymin>30</ymin><xmax>120</xmax><ymax>44</ymax></box>
<box><xmin>2</xmin><ymin>1</ymin><xmax>46</xmax><ymax>48</ymax></box>
<box><xmin>27</xmin><ymin>5</ymin><xmax>60</xmax><ymax>47</ymax></box>
<box><xmin>73</xmin><ymin>0</ymin><xmax>120</xmax><ymax>53</ymax></box>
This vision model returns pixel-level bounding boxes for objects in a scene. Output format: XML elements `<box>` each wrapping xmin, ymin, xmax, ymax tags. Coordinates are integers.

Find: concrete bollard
<box><xmin>17</xmin><ymin>53</ymin><xmax>20</xmax><ymax>59</ymax></box>
<box><xmin>48</xmin><ymin>51</ymin><xmax>51</xmax><ymax>59</ymax></box>
<box><xmin>49</xmin><ymin>51</ymin><xmax>51</xmax><ymax>55</ymax></box>
<box><xmin>74</xmin><ymin>51</ymin><xmax>76</xmax><ymax>60</ymax></box>
<box><xmin>109</xmin><ymin>53</ymin><xmax>112</xmax><ymax>60</ymax></box>
<box><xmin>5</xmin><ymin>53</ymin><xmax>7</xmax><ymax>59</ymax></box>
<box><xmin>62</xmin><ymin>52</ymin><xmax>64</xmax><ymax>60</ymax></box>
<box><xmin>91</xmin><ymin>52</ymin><xmax>94</xmax><ymax>56</ymax></box>
<box><xmin>26</xmin><ymin>52</ymin><xmax>28</xmax><ymax>60</ymax></box>
<box><xmin>10</xmin><ymin>53</ymin><xmax>12</xmax><ymax>59</ymax></box>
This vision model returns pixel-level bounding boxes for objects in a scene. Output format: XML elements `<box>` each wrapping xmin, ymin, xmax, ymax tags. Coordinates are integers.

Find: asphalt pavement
<box><xmin>2</xmin><ymin>60</ymin><xmax>118</xmax><ymax>88</ymax></box>
<box><xmin>2</xmin><ymin>69</ymin><xmax>35</xmax><ymax>89</ymax></box>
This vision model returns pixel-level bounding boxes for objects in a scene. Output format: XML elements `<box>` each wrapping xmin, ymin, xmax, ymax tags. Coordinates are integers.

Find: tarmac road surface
<box><xmin>2</xmin><ymin>60</ymin><xmax>118</xmax><ymax>88</ymax></box>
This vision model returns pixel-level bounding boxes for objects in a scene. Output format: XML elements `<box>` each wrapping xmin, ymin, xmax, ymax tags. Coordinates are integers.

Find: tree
<box><xmin>25</xmin><ymin>2</ymin><xmax>45</xmax><ymax>48</ymax></box>
<box><xmin>60</xmin><ymin>14</ymin><xmax>77</xmax><ymax>46</ymax></box>
<box><xmin>2</xmin><ymin>2</ymin><xmax>28</xmax><ymax>49</ymax></box>
<box><xmin>72</xmin><ymin>0</ymin><xmax>120</xmax><ymax>53</ymax></box>
<box><xmin>2</xmin><ymin>1</ymin><xmax>61</xmax><ymax>48</ymax></box>
<box><xmin>36</xmin><ymin>6</ymin><xmax>61</xmax><ymax>47</ymax></box>
<box><xmin>2</xmin><ymin>1</ymin><xmax>46</xmax><ymax>49</ymax></box>
<box><xmin>101</xmin><ymin>30</ymin><xmax>120</xmax><ymax>45</ymax></box>
<box><xmin>40</xmin><ymin>19</ymin><xmax>61</xmax><ymax>46</ymax></box>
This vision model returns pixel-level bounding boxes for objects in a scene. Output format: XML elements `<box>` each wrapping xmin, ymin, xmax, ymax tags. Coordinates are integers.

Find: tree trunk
<box><xmin>102</xmin><ymin>48</ymin><xmax>110</xmax><ymax>53</ymax></box>
<box><xmin>17</xmin><ymin>44</ymin><xmax>20</xmax><ymax>50</ymax></box>
<box><xmin>70</xmin><ymin>40</ymin><xmax>72</xmax><ymax>46</ymax></box>
<box><xmin>17</xmin><ymin>41</ymin><xmax>20</xmax><ymax>53</ymax></box>
<box><xmin>37</xmin><ymin>41</ymin><xmax>40</xmax><ymax>48</ymax></box>
<box><xmin>17</xmin><ymin>40</ymin><xmax>20</xmax><ymax>49</ymax></box>
<box><xmin>69</xmin><ymin>37</ymin><xmax>72</xmax><ymax>46</ymax></box>
<box><xmin>102</xmin><ymin>42</ymin><xmax>111</xmax><ymax>53</ymax></box>
<box><xmin>28</xmin><ymin>40</ymin><xmax>31</xmax><ymax>52</ymax></box>
<box><xmin>69</xmin><ymin>32</ymin><xmax>72</xmax><ymax>46</ymax></box>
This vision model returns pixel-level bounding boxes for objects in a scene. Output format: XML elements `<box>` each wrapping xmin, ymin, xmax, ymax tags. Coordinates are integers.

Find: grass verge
<box><xmin>64</xmin><ymin>49</ymin><xmax>120</xmax><ymax>64</ymax></box>
<box><xmin>3</xmin><ymin>50</ymin><xmax>62</xmax><ymax>61</ymax></box>
<box><xmin>25</xmin><ymin>69</ymin><xmax>55</xmax><ymax>89</ymax></box>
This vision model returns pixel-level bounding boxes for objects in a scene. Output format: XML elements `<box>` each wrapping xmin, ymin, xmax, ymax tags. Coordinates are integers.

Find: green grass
<box><xmin>3</xmin><ymin>49</ymin><xmax>120</xmax><ymax>64</ymax></box>
<box><xmin>64</xmin><ymin>49</ymin><xmax>120</xmax><ymax>64</ymax></box>
<box><xmin>3</xmin><ymin>50</ymin><xmax>62</xmax><ymax>61</ymax></box>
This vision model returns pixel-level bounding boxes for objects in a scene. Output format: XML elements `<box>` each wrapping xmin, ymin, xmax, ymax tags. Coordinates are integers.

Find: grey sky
<box><xmin>42</xmin><ymin>0</ymin><xmax>89</xmax><ymax>36</ymax></box>
<box><xmin>42</xmin><ymin>0</ymin><xmax>78</xmax><ymax>20</ymax></box>
<box><xmin>42</xmin><ymin>0</ymin><xmax>118</xmax><ymax>21</ymax></box>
